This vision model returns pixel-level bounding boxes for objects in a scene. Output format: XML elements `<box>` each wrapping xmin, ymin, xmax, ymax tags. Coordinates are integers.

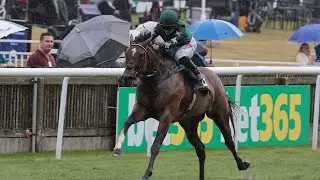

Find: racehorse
<box><xmin>113</xmin><ymin>38</ymin><xmax>250</xmax><ymax>180</ymax></box>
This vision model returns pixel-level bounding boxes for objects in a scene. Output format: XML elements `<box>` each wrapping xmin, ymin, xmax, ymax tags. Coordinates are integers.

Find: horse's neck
<box><xmin>158</xmin><ymin>55</ymin><xmax>177</xmax><ymax>77</ymax></box>
<box><xmin>138</xmin><ymin>52</ymin><xmax>177</xmax><ymax>91</ymax></box>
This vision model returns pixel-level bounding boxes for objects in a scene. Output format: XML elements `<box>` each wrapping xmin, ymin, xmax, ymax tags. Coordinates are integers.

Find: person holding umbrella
<box><xmin>289</xmin><ymin>24</ymin><xmax>320</xmax><ymax>65</ymax></box>
<box><xmin>296</xmin><ymin>43</ymin><xmax>316</xmax><ymax>66</ymax></box>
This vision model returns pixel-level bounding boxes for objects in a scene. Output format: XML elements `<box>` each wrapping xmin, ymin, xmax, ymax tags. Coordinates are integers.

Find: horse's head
<box><xmin>120</xmin><ymin>38</ymin><xmax>160</xmax><ymax>86</ymax></box>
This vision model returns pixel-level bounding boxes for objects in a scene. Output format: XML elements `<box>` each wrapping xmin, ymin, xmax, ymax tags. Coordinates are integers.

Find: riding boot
<box><xmin>178</xmin><ymin>57</ymin><xmax>207</xmax><ymax>91</ymax></box>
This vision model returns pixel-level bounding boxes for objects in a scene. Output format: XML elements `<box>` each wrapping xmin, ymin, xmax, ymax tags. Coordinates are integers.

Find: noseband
<box><xmin>129</xmin><ymin>44</ymin><xmax>157</xmax><ymax>77</ymax></box>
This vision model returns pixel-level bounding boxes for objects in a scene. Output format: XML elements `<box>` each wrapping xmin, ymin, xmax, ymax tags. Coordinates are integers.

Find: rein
<box><xmin>130</xmin><ymin>43</ymin><xmax>158</xmax><ymax>77</ymax></box>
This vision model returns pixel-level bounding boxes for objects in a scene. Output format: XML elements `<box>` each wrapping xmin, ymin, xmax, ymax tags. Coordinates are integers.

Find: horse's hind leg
<box><xmin>113</xmin><ymin>102</ymin><xmax>148</xmax><ymax>156</ymax></box>
<box><xmin>206</xmin><ymin>109</ymin><xmax>250</xmax><ymax>171</ymax></box>
<box><xmin>179</xmin><ymin>115</ymin><xmax>206</xmax><ymax>180</ymax></box>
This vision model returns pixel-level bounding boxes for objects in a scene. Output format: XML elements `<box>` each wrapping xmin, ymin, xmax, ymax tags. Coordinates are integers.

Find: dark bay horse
<box><xmin>113</xmin><ymin>39</ymin><xmax>250</xmax><ymax>180</ymax></box>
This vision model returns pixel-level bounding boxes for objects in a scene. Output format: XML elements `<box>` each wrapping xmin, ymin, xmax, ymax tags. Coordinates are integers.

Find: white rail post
<box><xmin>312</xmin><ymin>75</ymin><xmax>320</xmax><ymax>150</ymax></box>
<box><xmin>234</xmin><ymin>75</ymin><xmax>243</xmax><ymax>152</ymax></box>
<box><xmin>31</xmin><ymin>77</ymin><xmax>38</xmax><ymax>153</ymax></box>
<box><xmin>55</xmin><ymin>77</ymin><xmax>70</xmax><ymax>160</ymax></box>
<box><xmin>147</xmin><ymin>119</ymin><xmax>152</xmax><ymax>157</ymax></box>
<box><xmin>200</xmin><ymin>0</ymin><xmax>206</xmax><ymax>20</ymax></box>
<box><xmin>236</xmin><ymin>61</ymin><xmax>240</xmax><ymax>67</ymax></box>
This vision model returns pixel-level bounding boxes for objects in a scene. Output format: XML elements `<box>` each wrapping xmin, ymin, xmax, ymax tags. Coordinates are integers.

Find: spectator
<box><xmin>296</xmin><ymin>43</ymin><xmax>316</xmax><ymax>66</ymax></box>
<box><xmin>0</xmin><ymin>56</ymin><xmax>15</xmax><ymax>68</ymax></box>
<box><xmin>98</xmin><ymin>0</ymin><xmax>116</xmax><ymax>15</ymax></box>
<box><xmin>19</xmin><ymin>0</ymin><xmax>28</xmax><ymax>6</ymax></box>
<box><xmin>0</xmin><ymin>55</ymin><xmax>8</xmax><ymax>64</ymax></box>
<box><xmin>65</xmin><ymin>0</ymin><xmax>78</xmax><ymax>20</ymax></box>
<box><xmin>144</xmin><ymin>2</ymin><xmax>161</xmax><ymax>22</ymax></box>
<box><xmin>113</xmin><ymin>0</ymin><xmax>131</xmax><ymax>23</ymax></box>
<box><xmin>27</xmin><ymin>32</ymin><xmax>57</xmax><ymax>68</ymax></box>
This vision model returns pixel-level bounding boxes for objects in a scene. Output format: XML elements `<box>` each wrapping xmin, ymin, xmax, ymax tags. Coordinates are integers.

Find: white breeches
<box><xmin>174</xmin><ymin>37</ymin><xmax>197</xmax><ymax>60</ymax></box>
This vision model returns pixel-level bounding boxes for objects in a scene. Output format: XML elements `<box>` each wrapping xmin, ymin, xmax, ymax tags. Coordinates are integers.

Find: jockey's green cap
<box><xmin>159</xmin><ymin>10</ymin><xmax>178</xmax><ymax>27</ymax></box>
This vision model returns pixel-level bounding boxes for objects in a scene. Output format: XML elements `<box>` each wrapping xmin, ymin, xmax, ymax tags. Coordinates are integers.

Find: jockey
<box><xmin>134</xmin><ymin>10</ymin><xmax>207</xmax><ymax>91</ymax></box>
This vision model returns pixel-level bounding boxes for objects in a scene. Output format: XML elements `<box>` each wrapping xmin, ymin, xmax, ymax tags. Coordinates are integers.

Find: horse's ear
<box><xmin>142</xmin><ymin>37</ymin><xmax>153</xmax><ymax>47</ymax></box>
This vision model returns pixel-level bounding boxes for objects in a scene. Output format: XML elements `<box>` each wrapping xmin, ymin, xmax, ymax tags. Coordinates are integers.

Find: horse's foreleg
<box><xmin>179</xmin><ymin>117</ymin><xmax>206</xmax><ymax>180</ymax></box>
<box><xmin>141</xmin><ymin>109</ymin><xmax>172</xmax><ymax>180</ymax></box>
<box><xmin>113</xmin><ymin>102</ymin><xmax>148</xmax><ymax>156</ymax></box>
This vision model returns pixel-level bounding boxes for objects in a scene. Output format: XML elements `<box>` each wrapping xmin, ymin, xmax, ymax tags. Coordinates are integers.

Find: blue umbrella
<box><xmin>188</xmin><ymin>19</ymin><xmax>244</xmax><ymax>40</ymax></box>
<box><xmin>289</xmin><ymin>24</ymin><xmax>320</xmax><ymax>43</ymax></box>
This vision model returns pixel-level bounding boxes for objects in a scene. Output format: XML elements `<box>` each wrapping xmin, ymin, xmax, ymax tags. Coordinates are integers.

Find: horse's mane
<box><xmin>141</xmin><ymin>40</ymin><xmax>177</xmax><ymax>72</ymax></box>
<box><xmin>133</xmin><ymin>37</ymin><xmax>171</xmax><ymax>64</ymax></box>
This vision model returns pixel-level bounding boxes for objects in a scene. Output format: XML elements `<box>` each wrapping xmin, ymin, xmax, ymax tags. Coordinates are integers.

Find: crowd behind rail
<box><xmin>0</xmin><ymin>32</ymin><xmax>319</xmax><ymax>68</ymax></box>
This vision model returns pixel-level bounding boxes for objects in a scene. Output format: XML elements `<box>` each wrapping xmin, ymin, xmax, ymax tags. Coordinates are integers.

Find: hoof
<box><xmin>238</xmin><ymin>160</ymin><xmax>250</xmax><ymax>171</ymax></box>
<box><xmin>113</xmin><ymin>148</ymin><xmax>124</xmax><ymax>157</ymax></box>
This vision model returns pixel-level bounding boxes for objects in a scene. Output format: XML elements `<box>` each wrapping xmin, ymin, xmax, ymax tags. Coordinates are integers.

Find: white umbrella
<box><xmin>0</xmin><ymin>20</ymin><xmax>28</xmax><ymax>39</ymax></box>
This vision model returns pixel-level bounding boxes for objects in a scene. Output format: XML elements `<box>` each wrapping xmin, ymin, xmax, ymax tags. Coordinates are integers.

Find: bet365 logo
<box><xmin>234</xmin><ymin>93</ymin><xmax>303</xmax><ymax>143</ymax></box>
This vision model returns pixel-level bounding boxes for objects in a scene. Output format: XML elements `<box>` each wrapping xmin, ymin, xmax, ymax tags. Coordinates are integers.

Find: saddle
<box><xmin>178</xmin><ymin>65</ymin><xmax>210</xmax><ymax>93</ymax></box>
<box><xmin>155</xmin><ymin>47</ymin><xmax>211</xmax><ymax>120</ymax></box>
<box><xmin>156</xmin><ymin>48</ymin><xmax>209</xmax><ymax>93</ymax></box>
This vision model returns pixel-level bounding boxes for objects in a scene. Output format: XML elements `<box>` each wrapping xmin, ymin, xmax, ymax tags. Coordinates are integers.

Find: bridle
<box><xmin>129</xmin><ymin>43</ymin><xmax>157</xmax><ymax>77</ymax></box>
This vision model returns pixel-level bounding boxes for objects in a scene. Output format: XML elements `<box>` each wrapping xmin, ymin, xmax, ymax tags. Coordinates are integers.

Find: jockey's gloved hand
<box><xmin>158</xmin><ymin>42</ymin><xmax>171</xmax><ymax>51</ymax></box>
<box><xmin>158</xmin><ymin>43</ymin><xmax>165</xmax><ymax>49</ymax></box>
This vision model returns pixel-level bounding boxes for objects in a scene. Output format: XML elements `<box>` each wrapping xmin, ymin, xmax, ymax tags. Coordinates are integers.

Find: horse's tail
<box><xmin>227</xmin><ymin>95</ymin><xmax>239</xmax><ymax>141</ymax></box>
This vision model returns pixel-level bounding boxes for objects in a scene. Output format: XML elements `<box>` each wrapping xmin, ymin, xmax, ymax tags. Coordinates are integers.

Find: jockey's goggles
<box><xmin>160</xmin><ymin>24</ymin><xmax>175</xmax><ymax>31</ymax></box>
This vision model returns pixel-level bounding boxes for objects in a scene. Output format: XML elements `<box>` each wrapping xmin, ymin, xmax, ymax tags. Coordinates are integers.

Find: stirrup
<box><xmin>193</xmin><ymin>81</ymin><xmax>208</xmax><ymax>92</ymax></box>
<box><xmin>194</xmin><ymin>84</ymin><xmax>206</xmax><ymax>92</ymax></box>
<box><xmin>200</xmin><ymin>78</ymin><xmax>208</xmax><ymax>87</ymax></box>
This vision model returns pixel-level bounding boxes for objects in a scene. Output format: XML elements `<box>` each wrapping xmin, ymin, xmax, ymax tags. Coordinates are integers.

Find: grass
<box><xmin>207</xmin><ymin>29</ymin><xmax>300</xmax><ymax>62</ymax></box>
<box><xmin>0</xmin><ymin>145</ymin><xmax>319</xmax><ymax>180</ymax></box>
<box><xmin>205</xmin><ymin>27</ymin><xmax>317</xmax><ymax>66</ymax></box>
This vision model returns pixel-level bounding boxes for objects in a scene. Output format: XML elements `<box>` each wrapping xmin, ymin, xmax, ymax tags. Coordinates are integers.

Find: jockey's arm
<box><xmin>134</xmin><ymin>26</ymin><xmax>160</xmax><ymax>43</ymax></box>
<box><xmin>134</xmin><ymin>31</ymin><xmax>152</xmax><ymax>42</ymax></box>
<box><xmin>166</xmin><ymin>26</ymin><xmax>192</xmax><ymax>48</ymax></box>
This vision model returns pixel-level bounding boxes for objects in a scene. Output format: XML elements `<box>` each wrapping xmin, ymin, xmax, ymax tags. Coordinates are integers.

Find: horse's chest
<box><xmin>137</xmin><ymin>92</ymin><xmax>159</xmax><ymax>107</ymax></box>
<box><xmin>136</xmin><ymin>92</ymin><xmax>166</xmax><ymax>117</ymax></box>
